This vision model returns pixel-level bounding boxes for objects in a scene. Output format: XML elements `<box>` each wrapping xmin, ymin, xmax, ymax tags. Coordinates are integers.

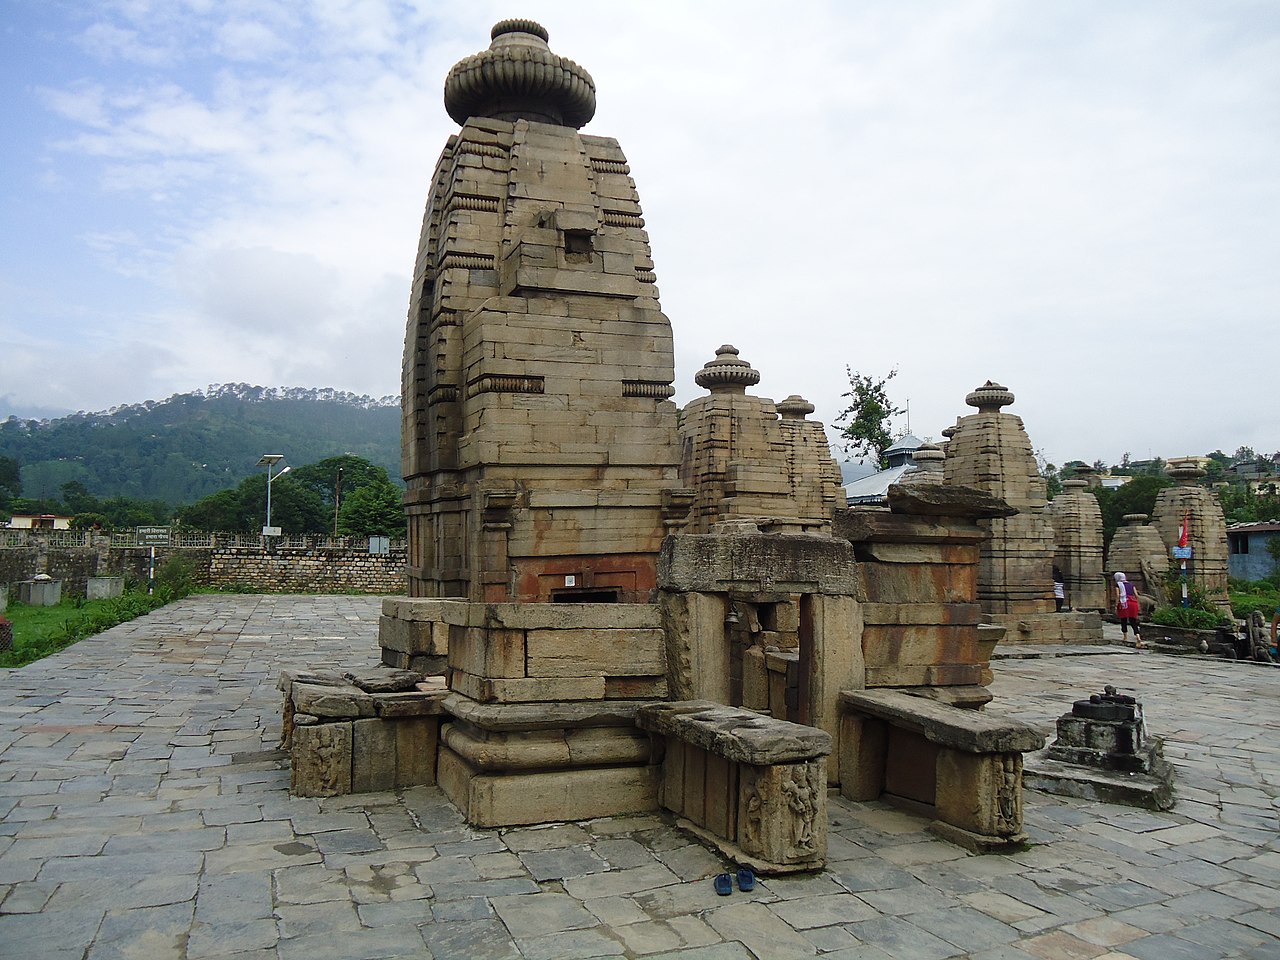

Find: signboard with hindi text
<box><xmin>136</xmin><ymin>526</ymin><xmax>170</xmax><ymax>546</ymax></box>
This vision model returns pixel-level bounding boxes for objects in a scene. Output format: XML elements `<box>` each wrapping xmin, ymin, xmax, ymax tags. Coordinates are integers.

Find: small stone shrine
<box><xmin>1048</xmin><ymin>479</ymin><xmax>1106</xmax><ymax>611</ymax></box>
<box><xmin>1150</xmin><ymin>460</ymin><xmax>1232</xmax><ymax>616</ymax></box>
<box><xmin>902</xmin><ymin>442</ymin><xmax>946</xmax><ymax>482</ymax></box>
<box><xmin>943</xmin><ymin>382</ymin><xmax>1102</xmax><ymax>643</ymax></box>
<box><xmin>1024</xmin><ymin>685</ymin><xmax>1174</xmax><ymax>810</ymax></box>
<box><xmin>285</xmin><ymin>18</ymin><xmax>1047</xmax><ymax>871</ymax></box>
<box><xmin>1104</xmin><ymin>513</ymin><xmax>1168</xmax><ymax>608</ymax></box>
<box><xmin>678</xmin><ymin>347</ymin><xmax>842</xmax><ymax>533</ymax></box>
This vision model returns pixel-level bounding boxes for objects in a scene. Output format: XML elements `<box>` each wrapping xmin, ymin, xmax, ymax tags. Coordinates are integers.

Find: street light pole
<box><xmin>256</xmin><ymin>455</ymin><xmax>290</xmax><ymax>536</ymax></box>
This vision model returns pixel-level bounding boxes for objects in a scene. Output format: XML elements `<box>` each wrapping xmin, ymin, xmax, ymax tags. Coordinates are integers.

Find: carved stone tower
<box><xmin>943</xmin><ymin>381</ymin><xmax>1056</xmax><ymax>617</ymax></box>
<box><xmin>401</xmin><ymin>19</ymin><xmax>682</xmax><ymax>602</ymax></box>
<box><xmin>1048</xmin><ymin>479</ymin><xmax>1106</xmax><ymax>611</ymax></box>
<box><xmin>1151</xmin><ymin>460</ymin><xmax>1232</xmax><ymax>615</ymax></box>
<box><xmin>677</xmin><ymin>345</ymin><xmax>841</xmax><ymax>533</ymax></box>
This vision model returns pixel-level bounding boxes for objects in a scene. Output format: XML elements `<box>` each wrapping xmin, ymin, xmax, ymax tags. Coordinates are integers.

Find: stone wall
<box><xmin>206</xmin><ymin>547</ymin><xmax>406</xmax><ymax>594</ymax></box>
<box><xmin>1</xmin><ymin>541</ymin><xmax>405</xmax><ymax>596</ymax></box>
<box><xmin>0</xmin><ymin>548</ymin><xmax>38</xmax><ymax>591</ymax></box>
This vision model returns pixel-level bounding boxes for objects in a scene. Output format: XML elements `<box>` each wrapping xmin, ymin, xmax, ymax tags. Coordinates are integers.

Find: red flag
<box><xmin>1178</xmin><ymin>509</ymin><xmax>1189</xmax><ymax>548</ymax></box>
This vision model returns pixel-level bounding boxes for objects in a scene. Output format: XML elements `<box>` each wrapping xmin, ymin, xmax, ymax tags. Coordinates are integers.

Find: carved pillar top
<box><xmin>694</xmin><ymin>345</ymin><xmax>762</xmax><ymax>395</ymax></box>
<box><xmin>444</xmin><ymin>19</ymin><xmax>597</xmax><ymax>128</ymax></box>
<box><xmin>964</xmin><ymin>380</ymin><xmax>1015</xmax><ymax>414</ymax></box>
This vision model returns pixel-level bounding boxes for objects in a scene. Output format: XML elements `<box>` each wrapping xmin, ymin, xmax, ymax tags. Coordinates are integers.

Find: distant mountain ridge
<box><xmin>1</xmin><ymin>384</ymin><xmax>402</xmax><ymax>507</ymax></box>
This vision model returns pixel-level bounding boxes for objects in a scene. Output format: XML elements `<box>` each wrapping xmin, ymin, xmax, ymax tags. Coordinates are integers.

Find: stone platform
<box><xmin>989</xmin><ymin>610</ymin><xmax>1105</xmax><ymax>645</ymax></box>
<box><xmin>3</xmin><ymin>595</ymin><xmax>1279</xmax><ymax>960</ymax></box>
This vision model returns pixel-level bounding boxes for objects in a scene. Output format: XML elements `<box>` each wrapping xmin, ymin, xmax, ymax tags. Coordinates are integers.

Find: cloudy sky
<box><xmin>2</xmin><ymin>0</ymin><xmax>1277</xmax><ymax>468</ymax></box>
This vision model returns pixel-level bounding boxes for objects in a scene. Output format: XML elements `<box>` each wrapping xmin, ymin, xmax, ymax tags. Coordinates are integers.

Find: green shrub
<box><xmin>1163</xmin><ymin>567</ymin><xmax>1227</xmax><ymax>615</ymax></box>
<box><xmin>154</xmin><ymin>556</ymin><xmax>198</xmax><ymax>602</ymax></box>
<box><xmin>1229</xmin><ymin>577</ymin><xmax>1280</xmax><ymax>620</ymax></box>
<box><xmin>1149</xmin><ymin>606</ymin><xmax>1226</xmax><ymax>630</ymax></box>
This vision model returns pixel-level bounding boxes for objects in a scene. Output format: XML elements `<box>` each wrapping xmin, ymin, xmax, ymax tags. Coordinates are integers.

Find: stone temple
<box><xmin>943</xmin><ymin>381</ymin><xmax>1102</xmax><ymax>644</ymax></box>
<box><xmin>285</xmin><ymin>19</ymin><xmax>1047</xmax><ymax>871</ymax></box>
<box><xmin>400</xmin><ymin>17</ymin><xmax>682</xmax><ymax>604</ymax></box>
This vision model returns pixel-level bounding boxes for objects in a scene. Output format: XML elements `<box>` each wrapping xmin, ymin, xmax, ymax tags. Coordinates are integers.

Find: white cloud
<box><xmin>75</xmin><ymin>21</ymin><xmax>175</xmax><ymax>66</ymax></box>
<box><xmin>5</xmin><ymin>0</ymin><xmax>1280</xmax><ymax>466</ymax></box>
<box><xmin>214</xmin><ymin>19</ymin><xmax>289</xmax><ymax>61</ymax></box>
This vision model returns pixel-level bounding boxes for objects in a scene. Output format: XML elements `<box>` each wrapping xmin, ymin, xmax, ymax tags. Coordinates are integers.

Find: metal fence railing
<box><xmin>1</xmin><ymin>528</ymin><xmax>405</xmax><ymax>552</ymax></box>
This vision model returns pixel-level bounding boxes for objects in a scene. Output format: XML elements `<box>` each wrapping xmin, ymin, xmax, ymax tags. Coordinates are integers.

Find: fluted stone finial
<box><xmin>1167</xmin><ymin>459</ymin><xmax>1206</xmax><ymax>484</ymax></box>
<box><xmin>695</xmin><ymin>344</ymin><xmax>761</xmax><ymax>394</ymax></box>
<box><xmin>777</xmin><ymin>395</ymin><xmax>815</xmax><ymax>420</ymax></box>
<box><xmin>1061</xmin><ymin>479</ymin><xmax>1088</xmax><ymax>490</ymax></box>
<box><xmin>1122</xmin><ymin>513</ymin><xmax>1149</xmax><ymax>524</ymax></box>
<box><xmin>965</xmin><ymin>380</ymin><xmax>1015</xmax><ymax>413</ymax></box>
<box><xmin>444</xmin><ymin>19</ymin><xmax>597</xmax><ymax>128</ymax></box>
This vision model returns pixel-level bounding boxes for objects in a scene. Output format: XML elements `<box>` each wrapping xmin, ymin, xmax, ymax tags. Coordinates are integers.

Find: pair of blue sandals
<box><xmin>714</xmin><ymin>867</ymin><xmax>755</xmax><ymax>895</ymax></box>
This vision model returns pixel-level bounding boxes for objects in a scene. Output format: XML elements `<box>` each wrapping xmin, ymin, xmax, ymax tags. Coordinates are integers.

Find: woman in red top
<box><xmin>1113</xmin><ymin>571</ymin><xmax>1143</xmax><ymax>648</ymax></box>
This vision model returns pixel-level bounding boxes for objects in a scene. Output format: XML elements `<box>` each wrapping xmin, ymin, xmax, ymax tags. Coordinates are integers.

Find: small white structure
<box><xmin>6</xmin><ymin>514</ymin><xmax>73</xmax><ymax>531</ymax></box>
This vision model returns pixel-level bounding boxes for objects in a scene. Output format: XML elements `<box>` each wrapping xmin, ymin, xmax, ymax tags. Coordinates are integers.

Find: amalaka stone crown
<box><xmin>912</xmin><ymin>442</ymin><xmax>945</xmax><ymax>467</ymax></box>
<box><xmin>694</xmin><ymin>344</ymin><xmax>761</xmax><ymax>393</ymax></box>
<box><xmin>965</xmin><ymin>380</ymin><xmax>1015</xmax><ymax>412</ymax></box>
<box><xmin>777</xmin><ymin>395</ymin><xmax>815</xmax><ymax>419</ymax></box>
<box><xmin>1167</xmin><ymin>460</ymin><xmax>1207</xmax><ymax>483</ymax></box>
<box><xmin>444</xmin><ymin>19</ymin><xmax>596</xmax><ymax>128</ymax></box>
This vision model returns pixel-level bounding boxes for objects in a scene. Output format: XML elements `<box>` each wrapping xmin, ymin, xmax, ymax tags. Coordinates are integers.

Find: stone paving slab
<box><xmin>1</xmin><ymin>595</ymin><xmax>1278</xmax><ymax>959</ymax></box>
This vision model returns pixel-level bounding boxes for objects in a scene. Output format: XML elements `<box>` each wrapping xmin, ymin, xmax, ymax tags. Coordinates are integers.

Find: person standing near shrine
<box><xmin>1114</xmin><ymin>571</ymin><xmax>1143</xmax><ymax>648</ymax></box>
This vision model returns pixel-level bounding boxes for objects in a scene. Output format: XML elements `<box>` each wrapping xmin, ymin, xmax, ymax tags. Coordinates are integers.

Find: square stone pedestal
<box><xmin>18</xmin><ymin>579</ymin><xmax>61</xmax><ymax>606</ymax></box>
<box><xmin>87</xmin><ymin>577</ymin><xmax>125</xmax><ymax>600</ymax></box>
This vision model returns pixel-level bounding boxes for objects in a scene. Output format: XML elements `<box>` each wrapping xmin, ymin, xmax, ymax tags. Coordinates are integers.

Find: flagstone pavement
<box><xmin>1</xmin><ymin>595</ymin><xmax>1277</xmax><ymax>960</ymax></box>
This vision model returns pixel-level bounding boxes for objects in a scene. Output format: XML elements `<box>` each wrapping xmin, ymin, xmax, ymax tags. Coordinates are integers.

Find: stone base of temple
<box><xmin>1023</xmin><ymin>752</ymin><xmax>1174</xmax><ymax>810</ymax></box>
<box><xmin>927</xmin><ymin>819</ymin><xmax>1030</xmax><ymax>854</ymax></box>
<box><xmin>436</xmin><ymin>745</ymin><xmax>660</xmax><ymax>827</ymax></box>
<box><xmin>987</xmin><ymin>611</ymin><xmax>1104</xmax><ymax>645</ymax></box>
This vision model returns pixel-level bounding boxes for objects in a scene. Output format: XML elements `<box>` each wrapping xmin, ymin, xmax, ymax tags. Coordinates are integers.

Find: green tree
<box><xmin>1036</xmin><ymin>451</ymin><xmax>1061</xmax><ymax>498</ymax></box>
<box><xmin>179</xmin><ymin>488</ymin><xmax>243</xmax><ymax>531</ymax></box>
<box><xmin>835</xmin><ymin>367</ymin><xmax>905</xmax><ymax>468</ymax></box>
<box><xmin>179</xmin><ymin>474</ymin><xmax>326</xmax><ymax>533</ymax></box>
<box><xmin>0</xmin><ymin>455</ymin><xmax>20</xmax><ymax>506</ymax></box>
<box><xmin>291</xmin><ymin>455</ymin><xmax>393</xmax><ymax>507</ymax></box>
<box><xmin>1093</xmin><ymin>474</ymin><xmax>1174</xmax><ymax>548</ymax></box>
<box><xmin>337</xmin><ymin>474</ymin><xmax>405</xmax><ymax>537</ymax></box>
<box><xmin>60</xmin><ymin>480</ymin><xmax>99</xmax><ymax>515</ymax></box>
<box><xmin>1218</xmin><ymin>484</ymin><xmax>1280</xmax><ymax>524</ymax></box>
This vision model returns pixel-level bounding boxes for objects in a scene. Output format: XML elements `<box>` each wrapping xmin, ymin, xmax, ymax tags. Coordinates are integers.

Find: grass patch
<box><xmin>0</xmin><ymin>558</ymin><xmax>197</xmax><ymax>668</ymax></box>
<box><xmin>0</xmin><ymin>592</ymin><xmax>164</xmax><ymax>668</ymax></box>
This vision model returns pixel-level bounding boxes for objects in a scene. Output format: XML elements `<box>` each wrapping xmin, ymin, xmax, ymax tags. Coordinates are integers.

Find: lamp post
<box><xmin>256</xmin><ymin>455</ymin><xmax>290</xmax><ymax>536</ymax></box>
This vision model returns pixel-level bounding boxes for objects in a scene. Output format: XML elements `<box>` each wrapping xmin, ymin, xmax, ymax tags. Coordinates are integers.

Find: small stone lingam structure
<box><xmin>943</xmin><ymin>381</ymin><xmax>1102</xmax><ymax>644</ymax></box>
<box><xmin>1024</xmin><ymin>685</ymin><xmax>1174</xmax><ymax>810</ymax></box>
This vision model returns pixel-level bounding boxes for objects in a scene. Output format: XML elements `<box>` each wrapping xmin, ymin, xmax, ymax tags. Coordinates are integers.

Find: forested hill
<box><xmin>0</xmin><ymin>384</ymin><xmax>401</xmax><ymax>507</ymax></box>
